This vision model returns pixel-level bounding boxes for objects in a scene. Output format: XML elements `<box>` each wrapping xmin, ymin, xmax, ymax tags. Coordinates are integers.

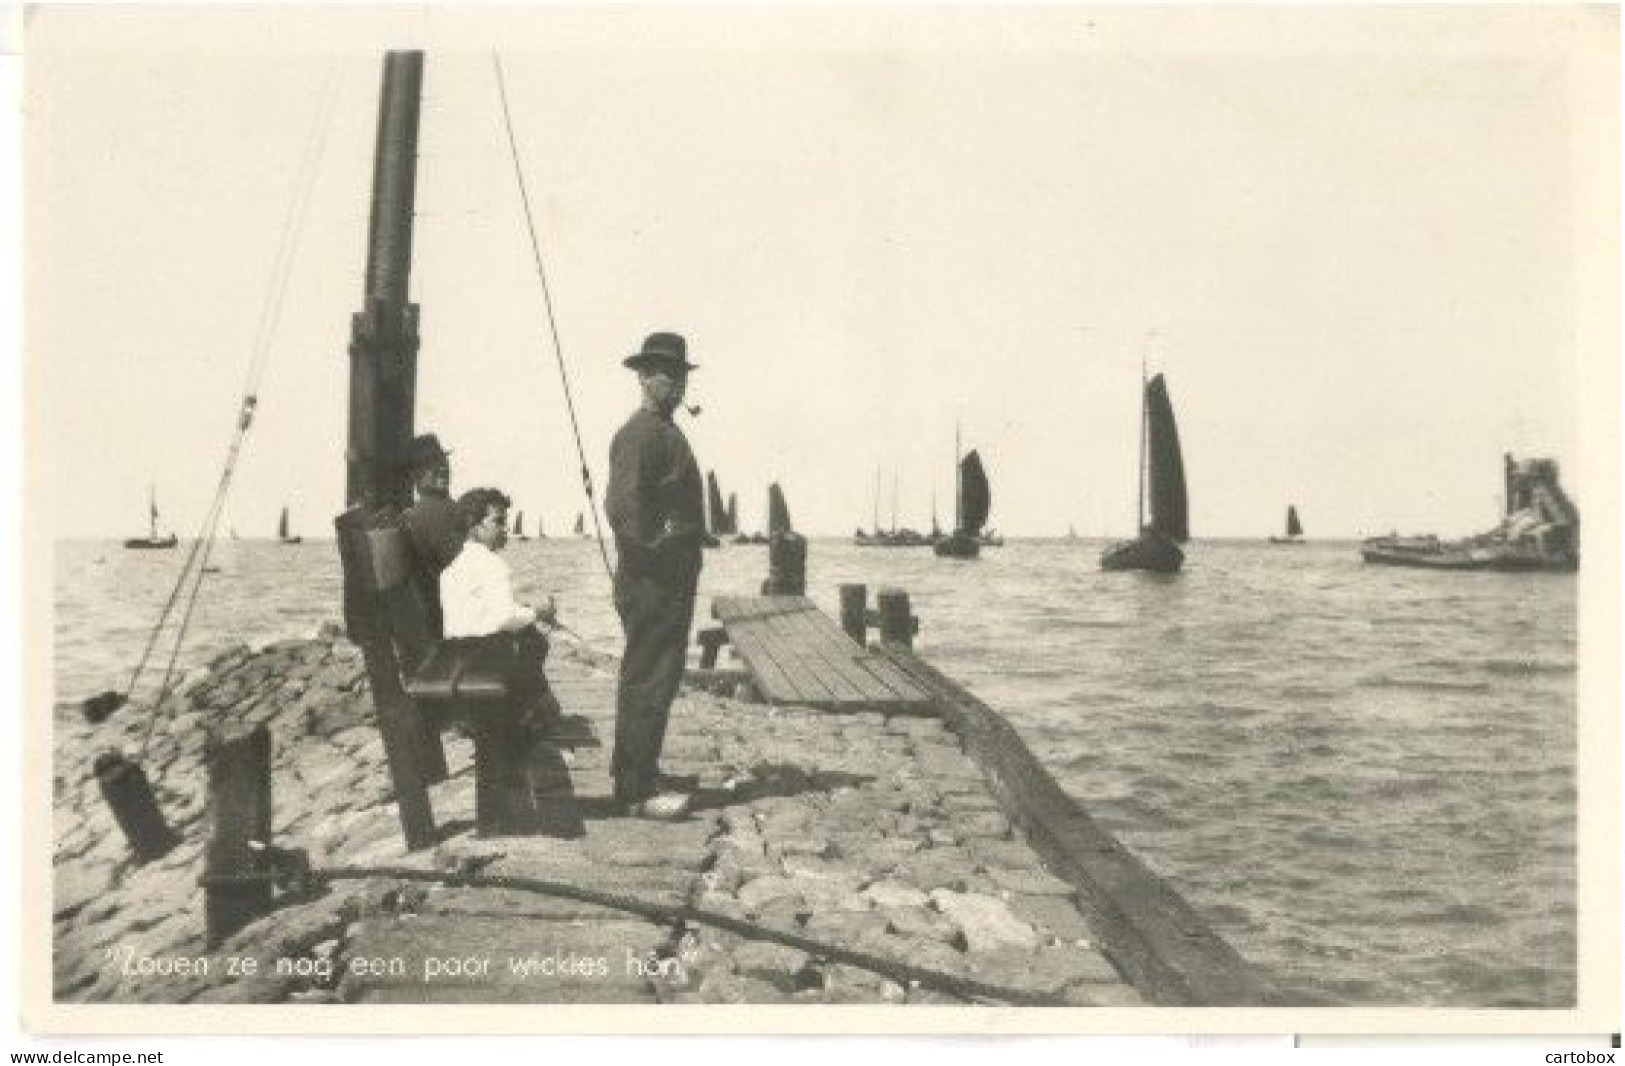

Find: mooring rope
<box><xmin>304</xmin><ymin>863</ymin><xmax>1067</xmax><ymax>1006</ymax></box>
<box><xmin>490</xmin><ymin>52</ymin><xmax>617</xmax><ymax>585</ymax></box>
<box><xmin>104</xmin><ymin>64</ymin><xmax>343</xmax><ymax>753</ymax></box>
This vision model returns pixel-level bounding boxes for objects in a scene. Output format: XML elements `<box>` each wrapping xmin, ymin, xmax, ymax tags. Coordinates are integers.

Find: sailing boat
<box><xmin>702</xmin><ymin>472</ymin><xmax>725</xmax><ymax>548</ymax></box>
<box><xmin>767</xmin><ymin>483</ymin><xmax>792</xmax><ymax>537</ymax></box>
<box><xmin>123</xmin><ymin>486</ymin><xmax>179</xmax><ymax>550</ymax></box>
<box><xmin>934</xmin><ymin>426</ymin><xmax>991</xmax><ymax>559</ymax></box>
<box><xmin>573</xmin><ymin>512</ymin><xmax>587</xmax><ymax>538</ymax></box>
<box><xmin>1269</xmin><ymin>505</ymin><xmax>1304</xmax><ymax>545</ymax></box>
<box><xmin>1100</xmin><ymin>371</ymin><xmax>1188</xmax><ymax>573</ymax></box>
<box><xmin>277</xmin><ymin>505</ymin><xmax>303</xmax><ymax>545</ymax></box>
<box><xmin>512</xmin><ymin>510</ymin><xmax>531</xmax><ymax>541</ymax></box>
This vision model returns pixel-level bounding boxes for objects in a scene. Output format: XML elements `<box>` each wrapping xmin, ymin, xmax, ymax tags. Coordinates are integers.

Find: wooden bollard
<box><xmin>203</xmin><ymin>723</ymin><xmax>274</xmax><ymax>947</ymax></box>
<box><xmin>839</xmin><ymin>584</ymin><xmax>868</xmax><ymax>645</ymax></box>
<box><xmin>696</xmin><ymin>627</ymin><xmax>729</xmax><ymax>669</ymax></box>
<box><xmin>762</xmin><ymin>533</ymin><xmax>807</xmax><ymax>596</ymax></box>
<box><xmin>876</xmin><ymin>588</ymin><xmax>916</xmax><ymax>649</ymax></box>
<box><xmin>93</xmin><ymin>752</ymin><xmax>178</xmax><ymax>863</ymax></box>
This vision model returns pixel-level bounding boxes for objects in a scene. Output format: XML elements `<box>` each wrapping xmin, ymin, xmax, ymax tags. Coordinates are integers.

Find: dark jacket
<box><xmin>401</xmin><ymin>490</ymin><xmax>465</xmax><ymax>638</ymax></box>
<box><xmin>607</xmin><ymin>407</ymin><xmax>704</xmax><ymax>586</ymax></box>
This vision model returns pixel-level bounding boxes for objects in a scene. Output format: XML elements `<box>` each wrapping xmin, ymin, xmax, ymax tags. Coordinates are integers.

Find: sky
<box><xmin>24</xmin><ymin>5</ymin><xmax>1617</xmax><ymax>540</ymax></box>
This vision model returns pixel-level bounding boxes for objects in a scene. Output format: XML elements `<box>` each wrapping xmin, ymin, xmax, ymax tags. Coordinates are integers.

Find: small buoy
<box><xmin>81</xmin><ymin>690</ymin><xmax>127</xmax><ymax>725</ymax></box>
<box><xmin>93</xmin><ymin>751</ymin><xmax>178</xmax><ymax>863</ymax></box>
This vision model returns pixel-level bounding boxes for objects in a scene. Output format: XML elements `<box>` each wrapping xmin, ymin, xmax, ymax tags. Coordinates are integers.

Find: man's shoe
<box><xmin>634</xmin><ymin>792</ymin><xmax>692</xmax><ymax>820</ymax></box>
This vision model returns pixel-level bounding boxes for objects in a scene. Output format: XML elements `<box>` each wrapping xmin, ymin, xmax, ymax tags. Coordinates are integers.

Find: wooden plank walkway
<box><xmin>711</xmin><ymin>596</ymin><xmax>933</xmax><ymax>714</ymax></box>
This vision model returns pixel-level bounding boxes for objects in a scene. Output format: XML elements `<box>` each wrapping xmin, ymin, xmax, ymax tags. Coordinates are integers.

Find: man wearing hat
<box><xmin>402</xmin><ymin>433</ymin><xmax>464</xmax><ymax>639</ymax></box>
<box><xmin>606</xmin><ymin>332</ymin><xmax>705</xmax><ymax>819</ymax></box>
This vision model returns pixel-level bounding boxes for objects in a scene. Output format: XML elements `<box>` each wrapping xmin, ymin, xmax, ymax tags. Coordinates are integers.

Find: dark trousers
<box><xmin>449</xmin><ymin>627</ymin><xmax>558</xmax><ymax>727</ymax></box>
<box><xmin>611</xmin><ymin>572</ymin><xmax>697</xmax><ymax>803</ymax></box>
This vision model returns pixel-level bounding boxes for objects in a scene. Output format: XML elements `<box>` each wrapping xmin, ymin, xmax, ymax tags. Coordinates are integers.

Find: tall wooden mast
<box><xmin>345</xmin><ymin>50</ymin><xmax>424</xmax><ymax>512</ymax></box>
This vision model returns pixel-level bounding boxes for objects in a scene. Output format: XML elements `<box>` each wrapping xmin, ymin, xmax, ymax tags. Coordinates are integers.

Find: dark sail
<box><xmin>279</xmin><ymin>507</ymin><xmax>290</xmax><ymax>539</ymax></box>
<box><xmin>514</xmin><ymin>511</ymin><xmax>525</xmax><ymax>537</ymax></box>
<box><xmin>706</xmin><ymin>472</ymin><xmax>728</xmax><ymax>537</ymax></box>
<box><xmin>767</xmin><ymin>483</ymin><xmax>792</xmax><ymax>536</ymax></box>
<box><xmin>1286</xmin><ymin>505</ymin><xmax>1302</xmax><ymax>538</ymax></box>
<box><xmin>1145</xmin><ymin>374</ymin><xmax>1188</xmax><ymax>543</ymax></box>
<box><xmin>958</xmin><ymin>450</ymin><xmax>990</xmax><ymax>534</ymax></box>
<box><xmin>726</xmin><ymin>494</ymin><xmax>738</xmax><ymax>536</ymax></box>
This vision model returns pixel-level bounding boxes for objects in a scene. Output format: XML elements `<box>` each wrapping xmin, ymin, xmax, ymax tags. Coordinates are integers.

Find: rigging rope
<box><xmin>490</xmin><ymin>52</ymin><xmax>617</xmax><ymax>585</ymax></box>
<box><xmin>108</xmin><ymin>64</ymin><xmax>343</xmax><ymax>759</ymax></box>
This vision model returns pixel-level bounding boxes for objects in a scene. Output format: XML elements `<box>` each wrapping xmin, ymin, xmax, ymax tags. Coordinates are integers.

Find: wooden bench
<box><xmin>335</xmin><ymin>507</ymin><xmax>594</xmax><ymax>845</ymax></box>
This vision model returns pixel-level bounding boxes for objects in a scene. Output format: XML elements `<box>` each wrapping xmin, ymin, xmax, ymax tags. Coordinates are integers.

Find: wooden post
<box><xmin>876</xmin><ymin>588</ymin><xmax>915</xmax><ymax>649</ymax></box>
<box><xmin>93</xmin><ymin>752</ymin><xmax>178</xmax><ymax>863</ymax></box>
<box><xmin>697</xmin><ymin>627</ymin><xmax>728</xmax><ymax>669</ymax></box>
<box><xmin>762</xmin><ymin>533</ymin><xmax>807</xmax><ymax>595</ymax></box>
<box><xmin>839</xmin><ymin>584</ymin><xmax>868</xmax><ymax>645</ymax></box>
<box><xmin>203</xmin><ymin>723</ymin><xmax>274</xmax><ymax>947</ymax></box>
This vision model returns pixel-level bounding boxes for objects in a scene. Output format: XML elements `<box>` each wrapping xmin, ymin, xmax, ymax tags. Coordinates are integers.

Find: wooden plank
<box><xmin>854</xmin><ymin>653</ymin><xmax>934</xmax><ymax>704</ymax></box>
<box><xmin>720</xmin><ymin>616</ymin><xmax>807</xmax><ymax>704</ymax></box>
<box><xmin>761</xmin><ymin>609</ymin><xmax>867</xmax><ymax>704</ymax></box>
<box><xmin>733</xmin><ymin>613</ymin><xmax>837</xmax><ymax>704</ymax></box>
<box><xmin>764</xmin><ymin>601</ymin><xmax>932</xmax><ymax>705</ymax></box>
<box><xmin>716</xmin><ymin>595</ymin><xmax>933</xmax><ymax>711</ymax></box>
<box><xmin>771</xmin><ymin>606</ymin><xmax>895</xmax><ymax>705</ymax></box>
<box><xmin>721</xmin><ymin>623</ymin><xmax>798</xmax><ymax>703</ymax></box>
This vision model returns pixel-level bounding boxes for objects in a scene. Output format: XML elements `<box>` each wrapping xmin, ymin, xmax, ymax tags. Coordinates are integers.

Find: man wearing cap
<box><xmin>401</xmin><ymin>433</ymin><xmax>464</xmax><ymax>640</ymax></box>
<box><xmin>606</xmin><ymin>332</ymin><xmax>705</xmax><ymax>819</ymax></box>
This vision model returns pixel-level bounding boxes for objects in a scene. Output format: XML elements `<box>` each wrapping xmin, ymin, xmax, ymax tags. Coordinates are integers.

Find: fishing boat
<box><xmin>767</xmin><ymin>483</ymin><xmax>792</xmax><ymax>538</ymax></box>
<box><xmin>123</xmin><ymin>486</ymin><xmax>179</xmax><ymax>550</ymax></box>
<box><xmin>701</xmin><ymin>472</ymin><xmax>727</xmax><ymax>547</ymax></box>
<box><xmin>1360</xmin><ymin>454</ymin><xmax>1578</xmax><ymax>572</ymax></box>
<box><xmin>512</xmin><ymin>510</ymin><xmax>530</xmax><ymax>541</ymax></box>
<box><xmin>1101</xmin><ymin>371</ymin><xmax>1188</xmax><ymax>573</ymax></box>
<box><xmin>854</xmin><ymin>468</ymin><xmax>927</xmax><ymax>547</ymax></box>
<box><xmin>277</xmin><ymin>505</ymin><xmax>303</xmax><ymax>545</ymax></box>
<box><xmin>934</xmin><ymin>427</ymin><xmax>991</xmax><ymax>559</ymax></box>
<box><xmin>1269</xmin><ymin>505</ymin><xmax>1304</xmax><ymax>545</ymax></box>
<box><xmin>573</xmin><ymin>512</ymin><xmax>587</xmax><ymax>538</ymax></box>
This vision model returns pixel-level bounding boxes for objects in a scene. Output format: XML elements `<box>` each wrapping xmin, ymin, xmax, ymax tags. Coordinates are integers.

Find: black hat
<box><xmin>406</xmin><ymin>433</ymin><xmax>452</xmax><ymax>471</ymax></box>
<box><xmin>623</xmin><ymin>332</ymin><xmax>698</xmax><ymax>374</ymax></box>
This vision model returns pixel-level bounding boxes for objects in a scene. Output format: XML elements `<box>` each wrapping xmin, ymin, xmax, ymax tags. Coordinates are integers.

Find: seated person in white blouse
<box><xmin>440</xmin><ymin>486</ymin><xmax>562</xmax><ymax>737</ymax></box>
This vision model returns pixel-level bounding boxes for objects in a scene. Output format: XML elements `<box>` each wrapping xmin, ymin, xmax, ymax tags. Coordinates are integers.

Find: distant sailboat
<box><xmin>277</xmin><ymin>505</ymin><xmax>303</xmax><ymax>545</ymax></box>
<box><xmin>123</xmin><ymin>486</ymin><xmax>178</xmax><ymax>550</ymax></box>
<box><xmin>703</xmin><ymin>472</ymin><xmax>726</xmax><ymax>548</ymax></box>
<box><xmin>513</xmin><ymin>510</ymin><xmax>531</xmax><ymax>541</ymax></box>
<box><xmin>766</xmin><ymin>483</ymin><xmax>792</xmax><ymax>537</ymax></box>
<box><xmin>934</xmin><ymin>425</ymin><xmax>991</xmax><ymax>559</ymax></box>
<box><xmin>573</xmin><ymin>512</ymin><xmax>587</xmax><ymax>538</ymax></box>
<box><xmin>1269</xmin><ymin>505</ymin><xmax>1304</xmax><ymax>545</ymax></box>
<box><xmin>855</xmin><ymin>467</ymin><xmax>927</xmax><ymax>547</ymax></box>
<box><xmin>1101</xmin><ymin>370</ymin><xmax>1188</xmax><ymax>573</ymax></box>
